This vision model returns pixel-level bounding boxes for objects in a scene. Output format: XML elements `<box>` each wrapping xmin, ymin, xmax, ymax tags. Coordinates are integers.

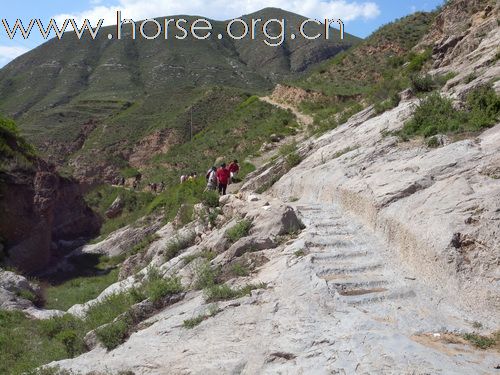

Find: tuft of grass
<box><xmin>465</xmin><ymin>73</ymin><xmax>478</xmax><ymax>84</ymax></box>
<box><xmin>294</xmin><ymin>250</ymin><xmax>306</xmax><ymax>257</ymax></box>
<box><xmin>226</xmin><ymin>219</ymin><xmax>252</xmax><ymax>243</ymax></box>
<box><xmin>231</xmin><ymin>263</ymin><xmax>250</xmax><ymax>277</ymax></box>
<box><xmin>406</xmin><ymin>49</ymin><xmax>432</xmax><ymax>73</ymax></box>
<box><xmin>84</xmin><ymin>291</ymin><xmax>144</xmax><ymax>330</ymax></box>
<box><xmin>462</xmin><ymin>333</ymin><xmax>496</xmax><ymax>349</ymax></box>
<box><xmin>184</xmin><ymin>249</ymin><xmax>217</xmax><ymax>265</ymax></box>
<box><xmin>182</xmin><ymin>315</ymin><xmax>206</xmax><ymax>329</ymax></box>
<box><xmin>16</xmin><ymin>289</ymin><xmax>37</xmax><ymax>303</ymax></box>
<box><xmin>204</xmin><ymin>282</ymin><xmax>267</xmax><ymax>303</ymax></box>
<box><xmin>194</xmin><ymin>262</ymin><xmax>220</xmax><ymax>290</ymax></box>
<box><xmin>183</xmin><ymin>305</ymin><xmax>220</xmax><ymax>329</ymax></box>
<box><xmin>333</xmin><ymin>146</ymin><xmax>358</xmax><ymax>159</ymax></box>
<box><xmin>255</xmin><ymin>174</ymin><xmax>281</xmax><ymax>194</ymax></box>
<box><xmin>472</xmin><ymin>321</ymin><xmax>483</xmax><ymax>330</ymax></box>
<box><xmin>374</xmin><ymin>92</ymin><xmax>401</xmax><ymax>114</ymax></box>
<box><xmin>145</xmin><ymin>275</ymin><xmax>183</xmax><ymax>303</ymax></box>
<box><xmin>164</xmin><ymin>232</ymin><xmax>196</xmax><ymax>261</ymax></box>
<box><xmin>426</xmin><ymin>136</ymin><xmax>440</xmax><ymax>148</ymax></box>
<box><xmin>96</xmin><ymin>315</ymin><xmax>132</xmax><ymax>351</ymax></box>
<box><xmin>285</xmin><ymin>152</ymin><xmax>302</xmax><ymax>169</ymax></box>
<box><xmin>410</xmin><ymin>73</ymin><xmax>436</xmax><ymax>93</ymax></box>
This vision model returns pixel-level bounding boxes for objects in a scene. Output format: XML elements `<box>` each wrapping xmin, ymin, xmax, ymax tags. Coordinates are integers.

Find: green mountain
<box><xmin>0</xmin><ymin>8</ymin><xmax>359</xmax><ymax>183</ymax></box>
<box><xmin>290</xmin><ymin>11</ymin><xmax>439</xmax><ymax>132</ymax></box>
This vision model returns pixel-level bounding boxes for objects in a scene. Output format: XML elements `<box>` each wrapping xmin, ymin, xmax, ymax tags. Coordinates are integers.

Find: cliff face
<box><xmin>0</xmin><ymin>120</ymin><xmax>101</xmax><ymax>274</ymax></box>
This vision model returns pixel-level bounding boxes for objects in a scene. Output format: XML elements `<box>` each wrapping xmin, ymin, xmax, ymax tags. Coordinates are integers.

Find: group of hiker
<box><xmin>115</xmin><ymin>160</ymin><xmax>240</xmax><ymax>196</ymax></box>
<box><xmin>148</xmin><ymin>181</ymin><xmax>165</xmax><ymax>193</ymax></box>
<box><xmin>205</xmin><ymin>160</ymin><xmax>240</xmax><ymax>196</ymax></box>
<box><xmin>180</xmin><ymin>172</ymin><xmax>198</xmax><ymax>184</ymax></box>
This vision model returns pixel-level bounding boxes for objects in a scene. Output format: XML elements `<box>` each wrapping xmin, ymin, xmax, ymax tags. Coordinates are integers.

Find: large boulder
<box><xmin>71</xmin><ymin>215</ymin><xmax>164</xmax><ymax>258</ymax></box>
<box><xmin>105</xmin><ymin>196</ymin><xmax>124</xmax><ymax>219</ymax></box>
<box><xmin>0</xmin><ymin>269</ymin><xmax>40</xmax><ymax>311</ymax></box>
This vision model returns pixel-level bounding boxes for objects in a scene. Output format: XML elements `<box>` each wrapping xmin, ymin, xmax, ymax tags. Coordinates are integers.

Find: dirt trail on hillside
<box><xmin>260</xmin><ymin>96</ymin><xmax>314</xmax><ymax>127</ymax></box>
<box><xmin>228</xmin><ymin>97</ymin><xmax>312</xmax><ymax>194</ymax></box>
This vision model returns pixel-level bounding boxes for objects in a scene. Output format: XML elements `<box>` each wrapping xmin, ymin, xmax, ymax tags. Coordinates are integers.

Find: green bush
<box><xmin>406</xmin><ymin>49</ymin><xmax>432</xmax><ymax>73</ymax></box>
<box><xmin>285</xmin><ymin>152</ymin><xmax>302</xmax><ymax>169</ymax></box>
<box><xmin>0</xmin><ymin>311</ymin><xmax>83</xmax><ymax>374</ymax></box>
<box><xmin>176</xmin><ymin>203</ymin><xmax>194</xmax><ymax>226</ymax></box>
<box><xmin>338</xmin><ymin>103</ymin><xmax>364</xmax><ymax>125</ymax></box>
<box><xmin>238</xmin><ymin>95</ymin><xmax>259</xmax><ymax>109</ymax></box>
<box><xmin>465</xmin><ymin>73</ymin><xmax>477</xmax><ymax>84</ymax></box>
<box><xmin>85</xmin><ymin>292</ymin><xmax>143</xmax><ymax>330</ymax></box>
<box><xmin>194</xmin><ymin>262</ymin><xmax>219</xmax><ymax>290</ymax></box>
<box><xmin>400</xmin><ymin>85</ymin><xmax>500</xmax><ymax>139</ymax></box>
<box><xmin>278</xmin><ymin>142</ymin><xmax>297</xmax><ymax>157</ymax></box>
<box><xmin>294</xmin><ymin>250</ymin><xmax>306</xmax><ymax>257</ymax></box>
<box><xmin>202</xmin><ymin>190</ymin><xmax>220</xmax><ymax>208</ymax></box>
<box><xmin>207</xmin><ymin>209</ymin><xmax>219</xmax><ymax>227</ymax></box>
<box><xmin>466</xmin><ymin>84</ymin><xmax>500</xmax><ymax>128</ymax></box>
<box><xmin>462</xmin><ymin>333</ymin><xmax>496</xmax><ymax>349</ymax></box>
<box><xmin>164</xmin><ymin>232</ymin><xmax>196</xmax><ymax>261</ymax></box>
<box><xmin>0</xmin><ymin>288</ymin><xmax>145</xmax><ymax>374</ymax></box>
<box><xmin>374</xmin><ymin>92</ymin><xmax>401</xmax><ymax>114</ymax></box>
<box><xmin>226</xmin><ymin>220</ymin><xmax>252</xmax><ymax>243</ymax></box>
<box><xmin>54</xmin><ymin>330</ymin><xmax>82</xmax><ymax>357</ymax></box>
<box><xmin>401</xmin><ymin>93</ymin><xmax>464</xmax><ymax>137</ymax></box>
<box><xmin>145</xmin><ymin>273</ymin><xmax>183</xmax><ymax>303</ymax></box>
<box><xmin>410</xmin><ymin>74</ymin><xmax>435</xmax><ymax>93</ymax></box>
<box><xmin>96</xmin><ymin>316</ymin><xmax>132</xmax><ymax>350</ymax></box>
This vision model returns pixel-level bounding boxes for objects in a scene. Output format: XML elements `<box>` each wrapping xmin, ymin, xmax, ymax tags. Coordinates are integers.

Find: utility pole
<box><xmin>190</xmin><ymin>106</ymin><xmax>193</xmax><ymax>141</ymax></box>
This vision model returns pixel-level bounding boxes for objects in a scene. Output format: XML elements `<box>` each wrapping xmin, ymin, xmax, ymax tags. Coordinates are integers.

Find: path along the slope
<box><xmin>260</xmin><ymin>96</ymin><xmax>314</xmax><ymax>127</ymax></box>
<box><xmin>228</xmin><ymin>96</ymin><xmax>312</xmax><ymax>194</ymax></box>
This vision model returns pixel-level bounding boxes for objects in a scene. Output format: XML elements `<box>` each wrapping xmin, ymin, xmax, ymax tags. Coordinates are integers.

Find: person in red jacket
<box><xmin>228</xmin><ymin>159</ymin><xmax>240</xmax><ymax>183</ymax></box>
<box><xmin>216</xmin><ymin>163</ymin><xmax>231</xmax><ymax>195</ymax></box>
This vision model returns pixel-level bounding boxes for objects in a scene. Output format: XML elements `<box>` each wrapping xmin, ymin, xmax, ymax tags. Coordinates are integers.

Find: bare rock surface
<box><xmin>0</xmin><ymin>269</ymin><xmax>63</xmax><ymax>318</ymax></box>
<box><xmin>52</xmin><ymin>203</ymin><xmax>499</xmax><ymax>374</ymax></box>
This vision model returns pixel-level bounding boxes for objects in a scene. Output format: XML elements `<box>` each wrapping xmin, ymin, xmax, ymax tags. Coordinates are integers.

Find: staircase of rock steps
<box><xmin>295</xmin><ymin>204</ymin><xmax>416</xmax><ymax>308</ymax></box>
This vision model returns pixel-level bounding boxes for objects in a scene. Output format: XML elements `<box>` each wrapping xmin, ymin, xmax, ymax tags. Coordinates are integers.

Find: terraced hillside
<box><xmin>0</xmin><ymin>8</ymin><xmax>359</xmax><ymax>183</ymax></box>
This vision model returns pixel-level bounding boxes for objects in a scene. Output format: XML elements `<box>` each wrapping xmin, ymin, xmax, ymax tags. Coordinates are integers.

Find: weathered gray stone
<box><xmin>105</xmin><ymin>196</ymin><xmax>124</xmax><ymax>219</ymax></box>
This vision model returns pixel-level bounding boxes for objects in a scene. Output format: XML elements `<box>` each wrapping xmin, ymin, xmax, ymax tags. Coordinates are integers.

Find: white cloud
<box><xmin>0</xmin><ymin>45</ymin><xmax>29</xmax><ymax>66</ymax></box>
<box><xmin>54</xmin><ymin>0</ymin><xmax>381</xmax><ymax>28</ymax></box>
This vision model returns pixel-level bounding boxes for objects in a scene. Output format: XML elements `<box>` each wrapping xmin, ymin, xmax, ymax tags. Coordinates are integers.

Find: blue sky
<box><xmin>0</xmin><ymin>0</ymin><xmax>444</xmax><ymax>66</ymax></box>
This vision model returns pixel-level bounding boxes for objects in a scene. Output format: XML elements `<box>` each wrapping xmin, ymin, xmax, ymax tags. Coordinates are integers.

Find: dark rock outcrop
<box><xmin>0</xmin><ymin>159</ymin><xmax>101</xmax><ymax>274</ymax></box>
